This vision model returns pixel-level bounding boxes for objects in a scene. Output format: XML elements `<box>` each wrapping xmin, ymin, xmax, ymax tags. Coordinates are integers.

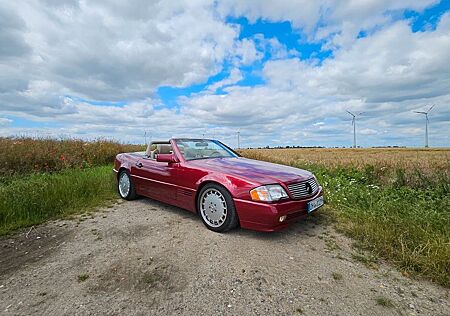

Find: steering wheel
<box><xmin>210</xmin><ymin>151</ymin><xmax>221</xmax><ymax>157</ymax></box>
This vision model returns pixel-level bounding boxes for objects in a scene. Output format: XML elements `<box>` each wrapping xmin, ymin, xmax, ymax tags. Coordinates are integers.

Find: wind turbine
<box><xmin>414</xmin><ymin>105</ymin><xmax>434</xmax><ymax>148</ymax></box>
<box><xmin>237</xmin><ymin>130</ymin><xmax>240</xmax><ymax>149</ymax></box>
<box><xmin>346</xmin><ymin>110</ymin><xmax>363</xmax><ymax>148</ymax></box>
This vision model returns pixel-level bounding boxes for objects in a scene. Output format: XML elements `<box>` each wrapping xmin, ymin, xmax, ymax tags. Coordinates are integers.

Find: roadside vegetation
<box><xmin>240</xmin><ymin>148</ymin><xmax>450</xmax><ymax>287</ymax></box>
<box><xmin>0</xmin><ymin>137</ymin><xmax>145</xmax><ymax>235</ymax></box>
<box><xmin>1</xmin><ymin>137</ymin><xmax>449</xmax><ymax>287</ymax></box>
<box><xmin>0</xmin><ymin>166</ymin><xmax>115</xmax><ymax>235</ymax></box>
<box><xmin>0</xmin><ymin>137</ymin><xmax>143</xmax><ymax>178</ymax></box>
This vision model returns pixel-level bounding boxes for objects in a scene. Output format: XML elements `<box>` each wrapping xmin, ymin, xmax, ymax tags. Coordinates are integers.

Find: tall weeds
<box><xmin>0</xmin><ymin>138</ymin><xmax>143</xmax><ymax>235</ymax></box>
<box><xmin>0</xmin><ymin>137</ymin><xmax>144</xmax><ymax>177</ymax></box>
<box><xmin>0</xmin><ymin>166</ymin><xmax>116</xmax><ymax>235</ymax></box>
<box><xmin>241</xmin><ymin>148</ymin><xmax>450</xmax><ymax>287</ymax></box>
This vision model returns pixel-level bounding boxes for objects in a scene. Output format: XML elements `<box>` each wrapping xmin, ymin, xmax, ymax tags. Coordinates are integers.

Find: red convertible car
<box><xmin>114</xmin><ymin>139</ymin><xmax>323</xmax><ymax>232</ymax></box>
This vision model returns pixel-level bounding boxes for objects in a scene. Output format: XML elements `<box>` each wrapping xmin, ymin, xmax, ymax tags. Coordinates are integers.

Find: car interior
<box><xmin>145</xmin><ymin>142</ymin><xmax>173</xmax><ymax>159</ymax></box>
<box><xmin>144</xmin><ymin>140</ymin><xmax>232</xmax><ymax>161</ymax></box>
<box><xmin>173</xmin><ymin>141</ymin><xmax>213</xmax><ymax>160</ymax></box>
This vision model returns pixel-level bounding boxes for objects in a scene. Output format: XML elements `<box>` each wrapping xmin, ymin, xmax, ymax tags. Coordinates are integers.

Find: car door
<box><xmin>132</xmin><ymin>157</ymin><xmax>178</xmax><ymax>203</ymax></box>
<box><xmin>168</xmin><ymin>163</ymin><xmax>207</xmax><ymax>211</ymax></box>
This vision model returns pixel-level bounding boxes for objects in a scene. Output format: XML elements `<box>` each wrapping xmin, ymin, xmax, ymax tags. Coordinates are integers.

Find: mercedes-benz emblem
<box><xmin>305</xmin><ymin>182</ymin><xmax>312</xmax><ymax>194</ymax></box>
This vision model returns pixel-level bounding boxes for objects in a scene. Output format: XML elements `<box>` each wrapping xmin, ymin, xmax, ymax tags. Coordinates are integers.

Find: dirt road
<box><xmin>0</xmin><ymin>199</ymin><xmax>448</xmax><ymax>315</ymax></box>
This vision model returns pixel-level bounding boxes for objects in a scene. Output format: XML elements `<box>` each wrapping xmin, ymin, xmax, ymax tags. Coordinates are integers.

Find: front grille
<box><xmin>287</xmin><ymin>178</ymin><xmax>319</xmax><ymax>199</ymax></box>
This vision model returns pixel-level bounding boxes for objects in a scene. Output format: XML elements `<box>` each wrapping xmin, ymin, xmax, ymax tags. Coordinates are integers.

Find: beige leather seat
<box><xmin>145</xmin><ymin>144</ymin><xmax>156</xmax><ymax>157</ymax></box>
<box><xmin>146</xmin><ymin>143</ymin><xmax>173</xmax><ymax>159</ymax></box>
<box><xmin>157</xmin><ymin>144</ymin><xmax>172</xmax><ymax>154</ymax></box>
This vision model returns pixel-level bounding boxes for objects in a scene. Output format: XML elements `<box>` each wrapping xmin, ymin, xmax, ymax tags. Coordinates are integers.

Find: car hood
<box><xmin>188</xmin><ymin>157</ymin><xmax>313</xmax><ymax>185</ymax></box>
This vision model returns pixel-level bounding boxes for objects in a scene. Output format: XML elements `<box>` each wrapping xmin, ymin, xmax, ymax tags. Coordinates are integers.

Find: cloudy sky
<box><xmin>1</xmin><ymin>0</ymin><xmax>449</xmax><ymax>148</ymax></box>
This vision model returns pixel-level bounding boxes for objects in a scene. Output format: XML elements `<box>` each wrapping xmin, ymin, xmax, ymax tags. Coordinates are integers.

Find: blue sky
<box><xmin>0</xmin><ymin>0</ymin><xmax>449</xmax><ymax>147</ymax></box>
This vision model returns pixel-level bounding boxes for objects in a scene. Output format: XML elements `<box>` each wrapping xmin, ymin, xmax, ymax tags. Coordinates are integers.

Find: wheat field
<box><xmin>241</xmin><ymin>147</ymin><xmax>450</xmax><ymax>286</ymax></box>
<box><xmin>242</xmin><ymin>147</ymin><xmax>450</xmax><ymax>170</ymax></box>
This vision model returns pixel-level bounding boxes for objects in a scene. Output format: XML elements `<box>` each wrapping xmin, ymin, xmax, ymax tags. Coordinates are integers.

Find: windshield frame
<box><xmin>174</xmin><ymin>139</ymin><xmax>239</xmax><ymax>161</ymax></box>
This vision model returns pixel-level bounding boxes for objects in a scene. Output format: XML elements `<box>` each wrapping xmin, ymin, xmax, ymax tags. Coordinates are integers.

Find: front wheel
<box><xmin>197</xmin><ymin>183</ymin><xmax>239</xmax><ymax>232</ymax></box>
<box><xmin>118</xmin><ymin>170</ymin><xmax>137</xmax><ymax>200</ymax></box>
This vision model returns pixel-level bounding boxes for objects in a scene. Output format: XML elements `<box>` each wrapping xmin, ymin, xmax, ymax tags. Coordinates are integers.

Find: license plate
<box><xmin>307</xmin><ymin>196</ymin><xmax>324</xmax><ymax>213</ymax></box>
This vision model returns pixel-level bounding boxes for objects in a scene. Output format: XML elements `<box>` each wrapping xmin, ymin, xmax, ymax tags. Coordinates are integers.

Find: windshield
<box><xmin>175</xmin><ymin>139</ymin><xmax>238</xmax><ymax>161</ymax></box>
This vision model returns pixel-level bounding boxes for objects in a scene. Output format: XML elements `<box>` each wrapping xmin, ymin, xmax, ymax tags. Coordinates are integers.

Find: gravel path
<box><xmin>0</xmin><ymin>199</ymin><xmax>448</xmax><ymax>315</ymax></box>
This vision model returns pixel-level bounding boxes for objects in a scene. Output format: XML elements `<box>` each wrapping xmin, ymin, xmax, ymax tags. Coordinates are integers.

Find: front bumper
<box><xmin>234</xmin><ymin>187</ymin><xmax>323</xmax><ymax>232</ymax></box>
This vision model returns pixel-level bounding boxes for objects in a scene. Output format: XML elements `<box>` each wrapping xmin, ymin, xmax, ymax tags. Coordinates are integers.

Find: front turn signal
<box><xmin>250</xmin><ymin>184</ymin><xmax>288</xmax><ymax>202</ymax></box>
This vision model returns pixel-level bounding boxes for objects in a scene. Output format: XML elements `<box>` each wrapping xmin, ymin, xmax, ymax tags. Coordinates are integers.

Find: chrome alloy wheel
<box><xmin>118</xmin><ymin>172</ymin><xmax>131</xmax><ymax>198</ymax></box>
<box><xmin>200</xmin><ymin>188</ymin><xmax>228</xmax><ymax>227</ymax></box>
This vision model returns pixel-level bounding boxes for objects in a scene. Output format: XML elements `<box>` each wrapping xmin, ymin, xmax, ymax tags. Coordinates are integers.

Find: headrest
<box><xmin>157</xmin><ymin>144</ymin><xmax>172</xmax><ymax>154</ymax></box>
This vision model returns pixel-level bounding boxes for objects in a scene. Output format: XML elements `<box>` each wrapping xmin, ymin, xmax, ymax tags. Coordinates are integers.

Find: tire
<box><xmin>197</xmin><ymin>183</ymin><xmax>239</xmax><ymax>232</ymax></box>
<box><xmin>118</xmin><ymin>170</ymin><xmax>137</xmax><ymax>200</ymax></box>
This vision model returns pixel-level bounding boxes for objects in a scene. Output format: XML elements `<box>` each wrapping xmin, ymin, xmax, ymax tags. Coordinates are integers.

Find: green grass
<box><xmin>375</xmin><ymin>296</ymin><xmax>394</xmax><ymax>308</ymax></box>
<box><xmin>311</xmin><ymin>164</ymin><xmax>450</xmax><ymax>287</ymax></box>
<box><xmin>241</xmin><ymin>152</ymin><xmax>450</xmax><ymax>287</ymax></box>
<box><xmin>1</xmin><ymin>142</ymin><xmax>449</xmax><ymax>288</ymax></box>
<box><xmin>0</xmin><ymin>166</ymin><xmax>117</xmax><ymax>235</ymax></box>
<box><xmin>77</xmin><ymin>273</ymin><xmax>90</xmax><ymax>282</ymax></box>
<box><xmin>351</xmin><ymin>252</ymin><xmax>378</xmax><ymax>269</ymax></box>
<box><xmin>0</xmin><ymin>136</ymin><xmax>144</xmax><ymax>177</ymax></box>
<box><xmin>331</xmin><ymin>272</ymin><xmax>343</xmax><ymax>281</ymax></box>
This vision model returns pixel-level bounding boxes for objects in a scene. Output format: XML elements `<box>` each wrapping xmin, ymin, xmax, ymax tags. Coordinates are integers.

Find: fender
<box><xmin>195</xmin><ymin>173</ymin><xmax>258</xmax><ymax>200</ymax></box>
<box><xmin>114</xmin><ymin>153</ymin><xmax>135</xmax><ymax>176</ymax></box>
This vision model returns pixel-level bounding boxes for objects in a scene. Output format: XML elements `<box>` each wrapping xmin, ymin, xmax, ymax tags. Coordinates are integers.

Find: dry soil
<box><xmin>0</xmin><ymin>199</ymin><xmax>449</xmax><ymax>315</ymax></box>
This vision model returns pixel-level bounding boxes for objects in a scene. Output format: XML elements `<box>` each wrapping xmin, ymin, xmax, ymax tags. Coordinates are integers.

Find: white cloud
<box><xmin>180</xmin><ymin>15</ymin><xmax>450</xmax><ymax>147</ymax></box>
<box><xmin>0</xmin><ymin>118</ymin><xmax>13</xmax><ymax>126</ymax></box>
<box><xmin>0</xmin><ymin>1</ymin><xmax>449</xmax><ymax>147</ymax></box>
<box><xmin>0</xmin><ymin>0</ymin><xmax>239</xmax><ymax>106</ymax></box>
<box><xmin>218</xmin><ymin>0</ymin><xmax>438</xmax><ymax>46</ymax></box>
<box><xmin>232</xmin><ymin>38</ymin><xmax>263</xmax><ymax>65</ymax></box>
<box><xmin>206</xmin><ymin>69</ymin><xmax>244</xmax><ymax>92</ymax></box>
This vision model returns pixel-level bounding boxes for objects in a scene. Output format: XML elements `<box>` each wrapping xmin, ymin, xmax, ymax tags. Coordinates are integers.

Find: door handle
<box><xmin>136</xmin><ymin>162</ymin><xmax>143</xmax><ymax>168</ymax></box>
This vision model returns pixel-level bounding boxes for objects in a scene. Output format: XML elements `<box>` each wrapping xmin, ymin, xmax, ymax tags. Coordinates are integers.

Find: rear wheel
<box><xmin>118</xmin><ymin>170</ymin><xmax>137</xmax><ymax>200</ymax></box>
<box><xmin>197</xmin><ymin>183</ymin><xmax>239</xmax><ymax>232</ymax></box>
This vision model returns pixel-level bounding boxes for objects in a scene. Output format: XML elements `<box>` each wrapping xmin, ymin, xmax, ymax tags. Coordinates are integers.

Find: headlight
<box><xmin>250</xmin><ymin>184</ymin><xmax>288</xmax><ymax>202</ymax></box>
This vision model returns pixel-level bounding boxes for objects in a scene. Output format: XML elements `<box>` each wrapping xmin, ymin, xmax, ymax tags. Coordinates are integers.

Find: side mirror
<box><xmin>156</xmin><ymin>153</ymin><xmax>177</xmax><ymax>163</ymax></box>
